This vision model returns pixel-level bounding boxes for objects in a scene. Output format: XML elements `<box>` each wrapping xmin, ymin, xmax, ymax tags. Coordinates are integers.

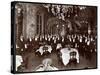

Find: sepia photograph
<box><xmin>13</xmin><ymin>2</ymin><xmax>97</xmax><ymax>73</ymax></box>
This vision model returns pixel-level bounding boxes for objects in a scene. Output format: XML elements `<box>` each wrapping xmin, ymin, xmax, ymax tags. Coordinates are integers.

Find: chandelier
<box><xmin>43</xmin><ymin>4</ymin><xmax>86</xmax><ymax>20</ymax></box>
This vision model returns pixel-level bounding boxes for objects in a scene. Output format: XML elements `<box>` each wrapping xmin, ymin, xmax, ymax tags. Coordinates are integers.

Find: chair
<box><xmin>43</xmin><ymin>46</ymin><xmax>49</xmax><ymax>56</ymax></box>
<box><xmin>35</xmin><ymin>51</ymin><xmax>41</xmax><ymax>56</ymax></box>
<box><xmin>69</xmin><ymin>51</ymin><xmax>77</xmax><ymax>66</ymax></box>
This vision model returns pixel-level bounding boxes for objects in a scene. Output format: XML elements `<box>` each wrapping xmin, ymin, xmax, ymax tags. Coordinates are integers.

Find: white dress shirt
<box><xmin>56</xmin><ymin>43</ymin><xmax>62</xmax><ymax>50</ymax></box>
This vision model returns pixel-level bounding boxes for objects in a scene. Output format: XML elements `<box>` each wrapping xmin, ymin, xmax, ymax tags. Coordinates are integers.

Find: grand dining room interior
<box><xmin>14</xmin><ymin>2</ymin><xmax>97</xmax><ymax>72</ymax></box>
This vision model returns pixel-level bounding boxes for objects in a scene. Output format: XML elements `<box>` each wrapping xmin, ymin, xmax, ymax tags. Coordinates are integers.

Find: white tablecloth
<box><xmin>35</xmin><ymin>58</ymin><xmax>58</xmax><ymax>71</ymax></box>
<box><xmin>36</xmin><ymin>45</ymin><xmax>52</xmax><ymax>55</ymax></box>
<box><xmin>60</xmin><ymin>48</ymin><xmax>79</xmax><ymax>66</ymax></box>
<box><xmin>36</xmin><ymin>65</ymin><xmax>58</xmax><ymax>71</ymax></box>
<box><xmin>16</xmin><ymin>55</ymin><xmax>23</xmax><ymax>71</ymax></box>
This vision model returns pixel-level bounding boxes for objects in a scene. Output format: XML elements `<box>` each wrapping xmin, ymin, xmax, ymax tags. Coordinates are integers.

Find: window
<box><xmin>37</xmin><ymin>14</ymin><xmax>42</xmax><ymax>35</ymax></box>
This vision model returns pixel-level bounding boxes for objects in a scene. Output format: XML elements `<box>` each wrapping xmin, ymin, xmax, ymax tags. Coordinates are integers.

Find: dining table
<box><xmin>36</xmin><ymin>45</ymin><xmax>52</xmax><ymax>55</ymax></box>
<box><xmin>60</xmin><ymin>48</ymin><xmax>79</xmax><ymax>66</ymax></box>
<box><xmin>36</xmin><ymin>65</ymin><xmax>58</xmax><ymax>71</ymax></box>
<box><xmin>35</xmin><ymin>58</ymin><xmax>58</xmax><ymax>71</ymax></box>
<box><xmin>16</xmin><ymin>55</ymin><xmax>23</xmax><ymax>71</ymax></box>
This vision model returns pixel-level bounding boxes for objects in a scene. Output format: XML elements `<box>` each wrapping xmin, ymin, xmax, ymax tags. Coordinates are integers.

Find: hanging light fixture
<box><xmin>43</xmin><ymin>4</ymin><xmax>86</xmax><ymax>20</ymax></box>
